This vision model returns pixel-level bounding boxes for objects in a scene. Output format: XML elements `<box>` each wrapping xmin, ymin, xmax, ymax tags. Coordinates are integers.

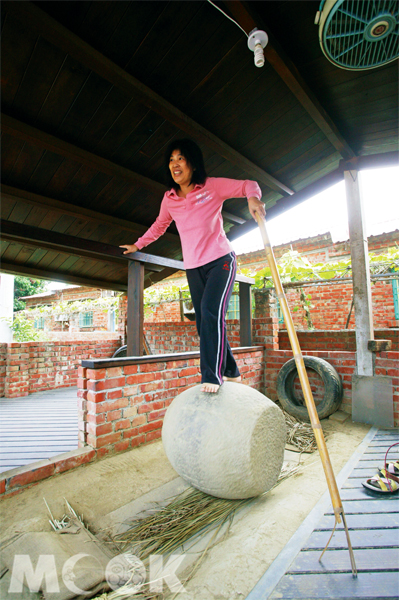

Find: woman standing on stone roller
<box><xmin>120</xmin><ymin>139</ymin><xmax>265</xmax><ymax>393</ymax></box>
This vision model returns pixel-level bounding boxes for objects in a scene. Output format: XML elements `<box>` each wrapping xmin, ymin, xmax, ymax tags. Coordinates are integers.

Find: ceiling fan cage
<box><xmin>317</xmin><ymin>0</ymin><xmax>399</xmax><ymax>70</ymax></box>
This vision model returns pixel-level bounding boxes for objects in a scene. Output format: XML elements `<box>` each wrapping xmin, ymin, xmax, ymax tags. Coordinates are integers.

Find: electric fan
<box><xmin>315</xmin><ymin>0</ymin><xmax>399</xmax><ymax>70</ymax></box>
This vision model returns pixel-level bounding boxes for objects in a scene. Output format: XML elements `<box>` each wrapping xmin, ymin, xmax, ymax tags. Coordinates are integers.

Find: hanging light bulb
<box><xmin>247</xmin><ymin>28</ymin><xmax>268</xmax><ymax>67</ymax></box>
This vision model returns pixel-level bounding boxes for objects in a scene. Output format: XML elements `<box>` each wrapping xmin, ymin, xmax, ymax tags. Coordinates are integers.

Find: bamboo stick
<box><xmin>254</xmin><ymin>213</ymin><xmax>357</xmax><ymax>577</ymax></box>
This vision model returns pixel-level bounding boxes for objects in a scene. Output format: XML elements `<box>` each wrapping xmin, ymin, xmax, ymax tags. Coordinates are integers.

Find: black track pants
<box><xmin>186</xmin><ymin>252</ymin><xmax>240</xmax><ymax>385</ymax></box>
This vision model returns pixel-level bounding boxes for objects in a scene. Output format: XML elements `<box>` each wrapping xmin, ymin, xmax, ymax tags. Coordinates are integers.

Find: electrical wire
<box><xmin>206</xmin><ymin>0</ymin><xmax>249</xmax><ymax>37</ymax></box>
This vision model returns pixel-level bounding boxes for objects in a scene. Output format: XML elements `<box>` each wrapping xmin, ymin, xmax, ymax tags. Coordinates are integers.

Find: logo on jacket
<box><xmin>195</xmin><ymin>190</ymin><xmax>213</xmax><ymax>205</ymax></box>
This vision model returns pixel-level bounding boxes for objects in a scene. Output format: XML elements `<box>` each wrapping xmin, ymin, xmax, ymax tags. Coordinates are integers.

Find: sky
<box><xmin>47</xmin><ymin>165</ymin><xmax>399</xmax><ymax>290</ymax></box>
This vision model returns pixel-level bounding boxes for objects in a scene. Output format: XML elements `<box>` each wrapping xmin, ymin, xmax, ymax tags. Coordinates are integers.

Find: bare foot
<box><xmin>223</xmin><ymin>376</ymin><xmax>242</xmax><ymax>383</ymax></box>
<box><xmin>201</xmin><ymin>383</ymin><xmax>220</xmax><ymax>393</ymax></box>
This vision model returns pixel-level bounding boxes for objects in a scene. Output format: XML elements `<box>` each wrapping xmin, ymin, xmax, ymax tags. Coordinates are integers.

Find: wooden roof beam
<box><xmin>0</xmin><ymin>262</ymin><xmax>128</xmax><ymax>292</ymax></box>
<box><xmin>2</xmin><ymin>117</ymin><xmax>246</xmax><ymax>229</ymax></box>
<box><xmin>4</xmin><ymin>1</ymin><xmax>293</xmax><ymax>196</ymax></box>
<box><xmin>0</xmin><ymin>220</ymin><xmax>185</xmax><ymax>271</ymax></box>
<box><xmin>223</xmin><ymin>1</ymin><xmax>356</xmax><ymax>161</ymax></box>
<box><xmin>2</xmin><ymin>114</ymin><xmax>165</xmax><ymax>196</ymax></box>
<box><xmin>1</xmin><ymin>185</ymin><xmax>176</xmax><ymax>241</ymax></box>
<box><xmin>0</xmin><ymin>259</ymin><xmax>180</xmax><ymax>292</ymax></box>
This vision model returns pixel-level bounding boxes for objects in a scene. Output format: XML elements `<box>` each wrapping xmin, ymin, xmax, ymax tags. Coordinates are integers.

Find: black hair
<box><xmin>164</xmin><ymin>139</ymin><xmax>207</xmax><ymax>191</ymax></box>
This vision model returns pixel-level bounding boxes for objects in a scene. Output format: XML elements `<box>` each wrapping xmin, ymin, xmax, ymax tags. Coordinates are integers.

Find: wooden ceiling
<box><xmin>1</xmin><ymin>0</ymin><xmax>398</xmax><ymax>290</ymax></box>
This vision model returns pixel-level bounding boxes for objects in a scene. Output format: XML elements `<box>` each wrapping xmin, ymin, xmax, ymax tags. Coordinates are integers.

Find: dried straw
<box><xmin>113</xmin><ymin>487</ymin><xmax>251</xmax><ymax>558</ymax></box>
<box><xmin>92</xmin><ymin>413</ymin><xmax>315</xmax><ymax>600</ymax></box>
<box><xmin>283</xmin><ymin>408</ymin><xmax>324</xmax><ymax>453</ymax></box>
<box><xmin>97</xmin><ymin>463</ymin><xmax>301</xmax><ymax>600</ymax></box>
<box><xmin>43</xmin><ymin>497</ymin><xmax>86</xmax><ymax>531</ymax></box>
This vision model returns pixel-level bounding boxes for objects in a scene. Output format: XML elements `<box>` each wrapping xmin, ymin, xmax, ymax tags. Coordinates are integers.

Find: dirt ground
<box><xmin>0</xmin><ymin>414</ymin><xmax>371</xmax><ymax>599</ymax></box>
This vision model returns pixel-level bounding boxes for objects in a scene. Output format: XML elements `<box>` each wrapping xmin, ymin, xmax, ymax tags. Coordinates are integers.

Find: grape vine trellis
<box><xmin>143</xmin><ymin>248</ymin><xmax>399</xmax><ymax>327</ymax></box>
<box><xmin>143</xmin><ymin>247</ymin><xmax>398</xmax><ymax>309</ymax></box>
<box><xmin>8</xmin><ymin>247</ymin><xmax>398</xmax><ymax>339</ymax></box>
<box><xmin>244</xmin><ymin>247</ymin><xmax>399</xmax><ymax>289</ymax></box>
<box><xmin>241</xmin><ymin>247</ymin><xmax>399</xmax><ymax>329</ymax></box>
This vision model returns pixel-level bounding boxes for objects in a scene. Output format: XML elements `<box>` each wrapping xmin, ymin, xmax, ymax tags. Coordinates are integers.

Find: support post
<box><xmin>239</xmin><ymin>282</ymin><xmax>252</xmax><ymax>346</ymax></box>
<box><xmin>344</xmin><ymin>163</ymin><xmax>374</xmax><ymax>376</ymax></box>
<box><xmin>179</xmin><ymin>289</ymin><xmax>184</xmax><ymax>322</ymax></box>
<box><xmin>127</xmin><ymin>261</ymin><xmax>144</xmax><ymax>356</ymax></box>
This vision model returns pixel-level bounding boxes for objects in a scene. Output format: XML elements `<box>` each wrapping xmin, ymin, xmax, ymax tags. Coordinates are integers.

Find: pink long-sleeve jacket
<box><xmin>134</xmin><ymin>177</ymin><xmax>262</xmax><ymax>269</ymax></box>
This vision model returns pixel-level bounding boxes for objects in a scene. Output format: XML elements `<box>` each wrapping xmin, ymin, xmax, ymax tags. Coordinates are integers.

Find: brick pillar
<box><xmin>118</xmin><ymin>294</ymin><xmax>128</xmax><ymax>346</ymax></box>
<box><xmin>252</xmin><ymin>318</ymin><xmax>279</xmax><ymax>349</ymax></box>
<box><xmin>4</xmin><ymin>344</ymin><xmax>30</xmax><ymax>397</ymax></box>
<box><xmin>253</xmin><ymin>289</ymin><xmax>279</xmax><ymax>349</ymax></box>
<box><xmin>77</xmin><ymin>366</ymin><xmax>88</xmax><ymax>447</ymax></box>
<box><xmin>254</xmin><ymin>289</ymin><xmax>278</xmax><ymax>320</ymax></box>
<box><xmin>0</xmin><ymin>344</ymin><xmax>6</xmax><ymax>397</ymax></box>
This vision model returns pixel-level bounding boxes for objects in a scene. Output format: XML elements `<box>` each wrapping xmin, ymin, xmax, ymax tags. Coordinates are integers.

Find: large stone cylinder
<box><xmin>162</xmin><ymin>383</ymin><xmax>286</xmax><ymax>499</ymax></box>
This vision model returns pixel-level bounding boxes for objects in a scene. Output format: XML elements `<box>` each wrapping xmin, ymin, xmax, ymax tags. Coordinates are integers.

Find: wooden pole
<box><xmin>179</xmin><ymin>290</ymin><xmax>184</xmax><ymax>322</ymax></box>
<box><xmin>255</xmin><ymin>213</ymin><xmax>357</xmax><ymax>577</ymax></box>
<box><xmin>127</xmin><ymin>261</ymin><xmax>144</xmax><ymax>357</ymax></box>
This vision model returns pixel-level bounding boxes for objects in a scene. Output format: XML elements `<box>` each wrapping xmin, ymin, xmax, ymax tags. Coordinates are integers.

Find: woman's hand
<box><xmin>248</xmin><ymin>197</ymin><xmax>266</xmax><ymax>221</ymax></box>
<box><xmin>119</xmin><ymin>244</ymin><xmax>139</xmax><ymax>255</ymax></box>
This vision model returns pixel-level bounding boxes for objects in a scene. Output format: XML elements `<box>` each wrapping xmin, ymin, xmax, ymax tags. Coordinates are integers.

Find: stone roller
<box><xmin>162</xmin><ymin>382</ymin><xmax>286</xmax><ymax>500</ymax></box>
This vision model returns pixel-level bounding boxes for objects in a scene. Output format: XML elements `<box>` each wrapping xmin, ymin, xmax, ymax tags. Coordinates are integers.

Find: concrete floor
<box><xmin>0</xmin><ymin>413</ymin><xmax>371</xmax><ymax>599</ymax></box>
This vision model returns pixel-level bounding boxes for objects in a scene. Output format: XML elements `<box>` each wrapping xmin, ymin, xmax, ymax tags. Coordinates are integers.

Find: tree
<box><xmin>14</xmin><ymin>276</ymin><xmax>48</xmax><ymax>311</ymax></box>
<box><xmin>3</xmin><ymin>313</ymin><xmax>45</xmax><ymax>342</ymax></box>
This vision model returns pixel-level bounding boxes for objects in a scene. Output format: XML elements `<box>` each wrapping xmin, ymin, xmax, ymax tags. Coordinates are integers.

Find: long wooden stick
<box><xmin>255</xmin><ymin>213</ymin><xmax>357</xmax><ymax>577</ymax></box>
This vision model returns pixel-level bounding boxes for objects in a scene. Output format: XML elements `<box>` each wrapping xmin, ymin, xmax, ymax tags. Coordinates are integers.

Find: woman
<box><xmin>120</xmin><ymin>139</ymin><xmax>265</xmax><ymax>393</ymax></box>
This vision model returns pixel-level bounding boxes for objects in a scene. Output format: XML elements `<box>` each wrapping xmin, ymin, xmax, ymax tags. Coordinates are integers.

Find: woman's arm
<box><xmin>211</xmin><ymin>177</ymin><xmax>262</xmax><ymax>202</ymax></box>
<box><xmin>210</xmin><ymin>177</ymin><xmax>265</xmax><ymax>220</ymax></box>
<box><xmin>119</xmin><ymin>197</ymin><xmax>173</xmax><ymax>255</ymax></box>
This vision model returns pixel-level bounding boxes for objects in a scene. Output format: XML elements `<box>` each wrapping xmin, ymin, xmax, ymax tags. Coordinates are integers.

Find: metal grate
<box><xmin>79</xmin><ymin>311</ymin><xmax>93</xmax><ymax>328</ymax></box>
<box><xmin>248</xmin><ymin>428</ymin><xmax>400</xmax><ymax>599</ymax></box>
<box><xmin>322</xmin><ymin>0</ymin><xmax>399</xmax><ymax>70</ymax></box>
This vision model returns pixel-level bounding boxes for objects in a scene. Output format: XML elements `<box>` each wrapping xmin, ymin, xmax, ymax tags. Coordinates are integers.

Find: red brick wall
<box><xmin>46</xmin><ymin>332</ymin><xmax>121</xmax><ymax>341</ymax></box>
<box><xmin>0</xmin><ymin>344</ymin><xmax>7</xmax><ymax>397</ymax></box>
<box><xmin>227</xmin><ymin>321</ymin><xmax>241</xmax><ymax>348</ymax></box>
<box><xmin>23</xmin><ymin>287</ymin><xmax>116</xmax><ymax>333</ymax></box>
<box><xmin>145</xmin><ymin>301</ymin><xmax>183</xmax><ymax>323</ymax></box>
<box><xmin>238</xmin><ymin>230</ymin><xmax>398</xmax><ymax>267</ymax></box>
<box><xmin>144</xmin><ymin>320</ymin><xmax>243</xmax><ymax>354</ymax></box>
<box><xmin>78</xmin><ymin>348</ymin><xmax>265</xmax><ymax>454</ymax></box>
<box><xmin>140</xmin><ymin>273</ymin><xmax>397</xmax><ymax>335</ymax></box>
<box><xmin>253</xmin><ymin>317</ymin><xmax>279</xmax><ymax>350</ymax></box>
<box><xmin>144</xmin><ymin>316</ymin><xmax>398</xmax><ymax>356</ymax></box>
<box><xmin>280</xmin><ymin>280</ymin><xmax>397</xmax><ymax>331</ymax></box>
<box><xmin>265</xmin><ymin>349</ymin><xmax>399</xmax><ymax>426</ymax></box>
<box><xmin>2</xmin><ymin>339</ymin><xmax>121</xmax><ymax>398</ymax></box>
<box><xmin>146</xmin><ymin>319</ymin><xmax>398</xmax><ymax>358</ymax></box>
<box><xmin>118</xmin><ymin>295</ymin><xmax>127</xmax><ymax>343</ymax></box>
<box><xmin>24</xmin><ymin>287</ymin><xmax>102</xmax><ymax>309</ymax></box>
<box><xmin>279</xmin><ymin>329</ymin><xmax>399</xmax><ymax>351</ymax></box>
<box><xmin>265</xmin><ymin>350</ymin><xmax>357</xmax><ymax>414</ymax></box>
<box><xmin>375</xmin><ymin>351</ymin><xmax>399</xmax><ymax>425</ymax></box>
<box><xmin>239</xmin><ymin>230</ymin><xmax>398</xmax><ymax>331</ymax></box>
<box><xmin>144</xmin><ymin>323</ymin><xmax>197</xmax><ymax>354</ymax></box>
<box><xmin>371</xmin><ymin>280</ymin><xmax>398</xmax><ymax>329</ymax></box>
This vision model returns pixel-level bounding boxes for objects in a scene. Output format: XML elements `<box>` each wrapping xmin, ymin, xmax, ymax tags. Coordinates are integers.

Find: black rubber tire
<box><xmin>276</xmin><ymin>356</ymin><xmax>343</xmax><ymax>422</ymax></box>
<box><xmin>112</xmin><ymin>345</ymin><xmax>127</xmax><ymax>358</ymax></box>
